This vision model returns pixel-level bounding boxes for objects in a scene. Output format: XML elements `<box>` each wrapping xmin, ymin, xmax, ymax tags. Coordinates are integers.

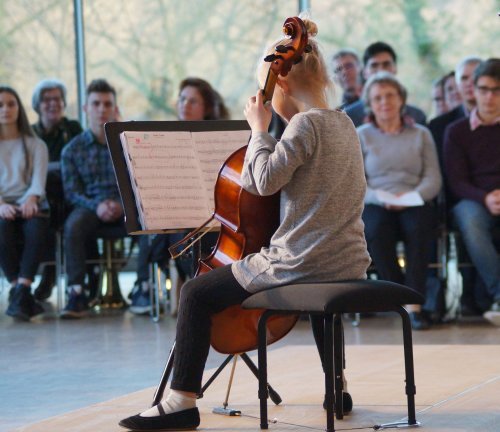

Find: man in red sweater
<box><xmin>444</xmin><ymin>58</ymin><xmax>500</xmax><ymax>326</ymax></box>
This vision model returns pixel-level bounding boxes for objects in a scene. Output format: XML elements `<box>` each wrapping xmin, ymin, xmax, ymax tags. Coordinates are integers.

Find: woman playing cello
<box><xmin>119</xmin><ymin>16</ymin><xmax>370</xmax><ymax>432</ymax></box>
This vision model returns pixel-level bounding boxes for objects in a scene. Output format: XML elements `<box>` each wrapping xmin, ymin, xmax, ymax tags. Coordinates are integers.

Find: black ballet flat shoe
<box><xmin>119</xmin><ymin>407</ymin><xmax>200</xmax><ymax>431</ymax></box>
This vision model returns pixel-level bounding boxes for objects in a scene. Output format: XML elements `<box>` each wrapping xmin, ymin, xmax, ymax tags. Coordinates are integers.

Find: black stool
<box><xmin>241</xmin><ymin>279</ymin><xmax>424</xmax><ymax>432</ymax></box>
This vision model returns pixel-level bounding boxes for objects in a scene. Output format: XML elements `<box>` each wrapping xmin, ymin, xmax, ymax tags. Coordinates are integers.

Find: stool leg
<box><xmin>398</xmin><ymin>306</ymin><xmax>418</xmax><ymax>425</ymax></box>
<box><xmin>258</xmin><ymin>310</ymin><xmax>273</xmax><ymax>429</ymax></box>
<box><xmin>324</xmin><ymin>313</ymin><xmax>335</xmax><ymax>432</ymax></box>
<box><xmin>333</xmin><ymin>314</ymin><xmax>344</xmax><ymax>420</ymax></box>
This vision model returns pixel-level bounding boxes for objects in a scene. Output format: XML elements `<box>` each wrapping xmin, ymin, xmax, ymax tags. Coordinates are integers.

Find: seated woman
<box><xmin>129</xmin><ymin>77</ymin><xmax>230</xmax><ymax>315</ymax></box>
<box><xmin>0</xmin><ymin>86</ymin><xmax>49</xmax><ymax>321</ymax></box>
<box><xmin>31</xmin><ymin>78</ymin><xmax>83</xmax><ymax>300</ymax></box>
<box><xmin>357</xmin><ymin>72</ymin><xmax>442</xmax><ymax>330</ymax></box>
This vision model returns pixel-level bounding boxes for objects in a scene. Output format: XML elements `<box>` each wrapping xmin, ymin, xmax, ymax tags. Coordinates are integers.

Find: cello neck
<box><xmin>262</xmin><ymin>69</ymin><xmax>278</xmax><ymax>104</ymax></box>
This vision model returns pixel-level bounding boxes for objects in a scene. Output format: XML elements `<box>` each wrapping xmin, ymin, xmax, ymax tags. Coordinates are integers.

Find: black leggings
<box><xmin>171</xmin><ymin>265</ymin><xmax>251</xmax><ymax>393</ymax></box>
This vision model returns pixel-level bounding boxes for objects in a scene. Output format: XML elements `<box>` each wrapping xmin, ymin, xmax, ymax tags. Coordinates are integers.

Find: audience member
<box><xmin>0</xmin><ymin>86</ymin><xmax>49</xmax><ymax>321</ymax></box>
<box><xmin>129</xmin><ymin>77</ymin><xmax>230</xmax><ymax>315</ymax></box>
<box><xmin>444</xmin><ymin>58</ymin><xmax>500</xmax><ymax>326</ymax></box>
<box><xmin>331</xmin><ymin>48</ymin><xmax>363</xmax><ymax>109</ymax></box>
<box><xmin>60</xmin><ymin>79</ymin><xmax>125</xmax><ymax>318</ymax></box>
<box><xmin>442</xmin><ymin>71</ymin><xmax>462</xmax><ymax>112</ymax></box>
<box><xmin>357</xmin><ymin>72</ymin><xmax>442</xmax><ymax>330</ymax></box>
<box><xmin>31</xmin><ymin>78</ymin><xmax>83</xmax><ymax>300</ymax></box>
<box><xmin>428</xmin><ymin>57</ymin><xmax>483</xmax><ymax>315</ymax></box>
<box><xmin>430</xmin><ymin>76</ymin><xmax>448</xmax><ymax>118</ymax></box>
<box><xmin>345</xmin><ymin>41</ymin><xmax>426</xmax><ymax>127</ymax></box>
<box><xmin>429</xmin><ymin>56</ymin><xmax>482</xmax><ymax>157</ymax></box>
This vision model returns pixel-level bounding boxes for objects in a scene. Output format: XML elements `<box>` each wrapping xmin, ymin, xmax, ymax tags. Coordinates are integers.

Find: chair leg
<box><xmin>398</xmin><ymin>305</ymin><xmax>418</xmax><ymax>426</ymax></box>
<box><xmin>324</xmin><ymin>313</ymin><xmax>335</xmax><ymax>432</ymax></box>
<box><xmin>257</xmin><ymin>310</ymin><xmax>274</xmax><ymax>429</ymax></box>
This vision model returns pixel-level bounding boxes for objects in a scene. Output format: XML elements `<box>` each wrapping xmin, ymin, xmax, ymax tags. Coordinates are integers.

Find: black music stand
<box><xmin>105</xmin><ymin>120</ymin><xmax>282</xmax><ymax>413</ymax></box>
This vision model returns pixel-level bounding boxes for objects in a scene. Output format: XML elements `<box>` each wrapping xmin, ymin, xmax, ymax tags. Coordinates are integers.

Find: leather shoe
<box><xmin>34</xmin><ymin>265</ymin><xmax>56</xmax><ymax>301</ymax></box>
<box><xmin>323</xmin><ymin>391</ymin><xmax>353</xmax><ymax>413</ymax></box>
<box><xmin>409</xmin><ymin>311</ymin><xmax>431</xmax><ymax>330</ymax></box>
<box><xmin>119</xmin><ymin>407</ymin><xmax>200</xmax><ymax>431</ymax></box>
<box><xmin>6</xmin><ymin>284</ymin><xmax>43</xmax><ymax>321</ymax></box>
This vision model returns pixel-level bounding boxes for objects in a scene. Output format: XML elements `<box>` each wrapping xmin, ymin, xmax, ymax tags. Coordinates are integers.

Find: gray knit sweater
<box><xmin>232</xmin><ymin>108</ymin><xmax>371</xmax><ymax>293</ymax></box>
<box><xmin>0</xmin><ymin>136</ymin><xmax>48</xmax><ymax>205</ymax></box>
<box><xmin>357</xmin><ymin>123</ymin><xmax>442</xmax><ymax>205</ymax></box>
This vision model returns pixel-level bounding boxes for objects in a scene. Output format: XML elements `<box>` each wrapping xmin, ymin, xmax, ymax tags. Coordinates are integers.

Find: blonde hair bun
<box><xmin>302</xmin><ymin>18</ymin><xmax>318</xmax><ymax>38</ymax></box>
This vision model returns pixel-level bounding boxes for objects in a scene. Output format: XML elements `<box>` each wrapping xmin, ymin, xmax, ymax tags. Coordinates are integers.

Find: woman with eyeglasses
<box><xmin>357</xmin><ymin>72</ymin><xmax>442</xmax><ymax>330</ymax></box>
<box><xmin>30</xmin><ymin>79</ymin><xmax>83</xmax><ymax>301</ymax></box>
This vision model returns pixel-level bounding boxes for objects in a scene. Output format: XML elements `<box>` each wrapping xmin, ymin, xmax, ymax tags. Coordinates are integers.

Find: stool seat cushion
<box><xmin>241</xmin><ymin>279</ymin><xmax>424</xmax><ymax>314</ymax></box>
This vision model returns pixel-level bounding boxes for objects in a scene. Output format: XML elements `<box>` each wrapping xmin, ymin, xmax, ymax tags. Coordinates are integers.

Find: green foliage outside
<box><xmin>1</xmin><ymin>0</ymin><xmax>499</xmax><ymax>122</ymax></box>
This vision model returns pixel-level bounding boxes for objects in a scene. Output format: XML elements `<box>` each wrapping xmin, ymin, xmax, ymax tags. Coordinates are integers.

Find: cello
<box><xmin>195</xmin><ymin>16</ymin><xmax>310</xmax><ymax>354</ymax></box>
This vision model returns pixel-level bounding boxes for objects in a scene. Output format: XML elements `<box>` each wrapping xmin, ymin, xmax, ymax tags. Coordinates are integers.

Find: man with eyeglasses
<box><xmin>31</xmin><ymin>79</ymin><xmax>83</xmax><ymax>301</ymax></box>
<box><xmin>344</xmin><ymin>41</ymin><xmax>426</xmax><ymax>127</ymax></box>
<box><xmin>444</xmin><ymin>58</ymin><xmax>500</xmax><ymax>326</ymax></box>
<box><xmin>331</xmin><ymin>49</ymin><xmax>362</xmax><ymax>109</ymax></box>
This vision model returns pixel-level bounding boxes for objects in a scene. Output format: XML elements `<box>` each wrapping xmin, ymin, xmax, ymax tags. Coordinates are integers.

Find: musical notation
<box><xmin>120</xmin><ymin>129</ymin><xmax>250</xmax><ymax>230</ymax></box>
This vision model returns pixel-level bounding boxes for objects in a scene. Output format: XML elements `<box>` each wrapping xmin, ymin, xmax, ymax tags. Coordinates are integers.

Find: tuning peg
<box><xmin>264</xmin><ymin>54</ymin><xmax>277</xmax><ymax>62</ymax></box>
<box><xmin>304</xmin><ymin>44</ymin><xmax>312</xmax><ymax>53</ymax></box>
<box><xmin>275</xmin><ymin>44</ymin><xmax>289</xmax><ymax>53</ymax></box>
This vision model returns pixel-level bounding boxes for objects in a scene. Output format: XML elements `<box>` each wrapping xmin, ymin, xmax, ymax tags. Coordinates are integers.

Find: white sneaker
<box><xmin>483</xmin><ymin>301</ymin><xmax>500</xmax><ymax>327</ymax></box>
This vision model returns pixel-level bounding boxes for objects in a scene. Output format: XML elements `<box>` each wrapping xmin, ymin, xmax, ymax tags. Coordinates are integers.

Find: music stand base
<box><xmin>212</xmin><ymin>407</ymin><xmax>241</xmax><ymax>416</ymax></box>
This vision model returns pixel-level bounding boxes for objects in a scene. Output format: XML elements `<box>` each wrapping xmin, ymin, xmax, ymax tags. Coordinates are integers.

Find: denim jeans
<box><xmin>0</xmin><ymin>216</ymin><xmax>49</xmax><ymax>282</ymax></box>
<box><xmin>453</xmin><ymin>199</ymin><xmax>500</xmax><ymax>302</ymax></box>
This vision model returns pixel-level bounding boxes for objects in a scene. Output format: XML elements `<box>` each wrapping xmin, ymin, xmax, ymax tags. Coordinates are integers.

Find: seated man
<box><xmin>444</xmin><ymin>58</ymin><xmax>500</xmax><ymax>326</ymax></box>
<box><xmin>429</xmin><ymin>56</ymin><xmax>482</xmax><ymax>159</ymax></box>
<box><xmin>430</xmin><ymin>75</ymin><xmax>448</xmax><ymax>119</ymax></box>
<box><xmin>61</xmin><ymin>79</ymin><xmax>125</xmax><ymax>318</ymax></box>
<box><xmin>31</xmin><ymin>78</ymin><xmax>83</xmax><ymax>300</ymax></box>
<box><xmin>344</xmin><ymin>41</ymin><xmax>426</xmax><ymax>127</ymax></box>
<box><xmin>429</xmin><ymin>57</ymin><xmax>483</xmax><ymax>314</ymax></box>
<box><xmin>331</xmin><ymin>48</ymin><xmax>363</xmax><ymax>109</ymax></box>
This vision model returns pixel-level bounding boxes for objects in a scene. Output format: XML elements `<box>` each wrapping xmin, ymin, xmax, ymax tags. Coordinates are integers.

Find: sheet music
<box><xmin>120</xmin><ymin>129</ymin><xmax>250</xmax><ymax>231</ymax></box>
<box><xmin>192</xmin><ymin>130</ymin><xmax>251</xmax><ymax>212</ymax></box>
<box><xmin>375</xmin><ymin>190</ymin><xmax>424</xmax><ymax>207</ymax></box>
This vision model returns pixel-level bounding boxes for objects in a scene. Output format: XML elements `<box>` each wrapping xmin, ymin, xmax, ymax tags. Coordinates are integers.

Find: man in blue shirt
<box><xmin>345</xmin><ymin>41</ymin><xmax>426</xmax><ymax>127</ymax></box>
<box><xmin>61</xmin><ymin>79</ymin><xmax>125</xmax><ymax>318</ymax></box>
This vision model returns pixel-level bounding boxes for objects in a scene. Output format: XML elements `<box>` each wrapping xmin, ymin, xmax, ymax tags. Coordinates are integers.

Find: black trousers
<box><xmin>170</xmin><ymin>265</ymin><xmax>251</xmax><ymax>393</ymax></box>
<box><xmin>0</xmin><ymin>216</ymin><xmax>49</xmax><ymax>282</ymax></box>
<box><xmin>363</xmin><ymin>203</ymin><xmax>437</xmax><ymax>297</ymax></box>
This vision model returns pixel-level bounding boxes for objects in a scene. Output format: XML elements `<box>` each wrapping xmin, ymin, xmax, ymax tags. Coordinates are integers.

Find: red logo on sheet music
<box><xmin>135</xmin><ymin>138</ymin><xmax>141</xmax><ymax>144</ymax></box>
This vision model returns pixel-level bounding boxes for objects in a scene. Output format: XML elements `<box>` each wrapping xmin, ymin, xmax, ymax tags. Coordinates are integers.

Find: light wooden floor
<box><xmin>13</xmin><ymin>344</ymin><xmax>500</xmax><ymax>432</ymax></box>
